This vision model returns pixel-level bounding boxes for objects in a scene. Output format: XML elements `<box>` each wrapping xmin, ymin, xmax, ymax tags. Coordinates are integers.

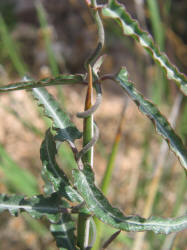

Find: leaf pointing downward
<box><xmin>32</xmin><ymin>87</ymin><xmax>82</xmax><ymax>143</ymax></box>
<box><xmin>50</xmin><ymin>214</ymin><xmax>77</xmax><ymax>250</ymax></box>
<box><xmin>114</xmin><ymin>67</ymin><xmax>187</xmax><ymax>172</ymax></box>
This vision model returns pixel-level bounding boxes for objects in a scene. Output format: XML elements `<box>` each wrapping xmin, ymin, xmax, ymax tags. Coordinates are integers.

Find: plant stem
<box><xmin>77</xmin><ymin>65</ymin><xmax>93</xmax><ymax>249</ymax></box>
<box><xmin>85</xmin><ymin>0</ymin><xmax>105</xmax><ymax>68</ymax></box>
<box><xmin>82</xmin><ymin>65</ymin><xmax>94</xmax><ymax>165</ymax></box>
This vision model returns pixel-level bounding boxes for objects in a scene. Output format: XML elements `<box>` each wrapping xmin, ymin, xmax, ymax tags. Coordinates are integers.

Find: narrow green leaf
<box><xmin>114</xmin><ymin>67</ymin><xmax>187</xmax><ymax>172</ymax></box>
<box><xmin>40</xmin><ymin>129</ymin><xmax>83</xmax><ymax>202</ymax></box>
<box><xmin>146</xmin><ymin>0</ymin><xmax>165</xmax><ymax>50</ymax></box>
<box><xmin>32</xmin><ymin>87</ymin><xmax>82</xmax><ymax>143</ymax></box>
<box><xmin>0</xmin><ymin>193</ymin><xmax>67</xmax><ymax>223</ymax></box>
<box><xmin>72</xmin><ymin>168</ymin><xmax>187</xmax><ymax>234</ymax></box>
<box><xmin>102</xmin><ymin>0</ymin><xmax>187</xmax><ymax>95</ymax></box>
<box><xmin>0</xmin><ymin>74</ymin><xmax>85</xmax><ymax>92</ymax></box>
<box><xmin>35</xmin><ymin>1</ymin><xmax>65</xmax><ymax>105</ymax></box>
<box><xmin>36</xmin><ymin>2</ymin><xmax>59</xmax><ymax>77</ymax></box>
<box><xmin>50</xmin><ymin>214</ymin><xmax>77</xmax><ymax>250</ymax></box>
<box><xmin>0</xmin><ymin>14</ymin><xmax>28</xmax><ymax>76</ymax></box>
<box><xmin>0</xmin><ymin>144</ymin><xmax>38</xmax><ymax>196</ymax></box>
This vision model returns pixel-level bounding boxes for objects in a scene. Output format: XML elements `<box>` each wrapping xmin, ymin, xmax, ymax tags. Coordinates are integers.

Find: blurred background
<box><xmin>0</xmin><ymin>0</ymin><xmax>186</xmax><ymax>249</ymax></box>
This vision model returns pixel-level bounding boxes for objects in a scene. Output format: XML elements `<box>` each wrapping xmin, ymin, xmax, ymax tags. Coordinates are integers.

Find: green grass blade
<box><xmin>35</xmin><ymin>1</ymin><xmax>65</xmax><ymax>105</ymax></box>
<box><xmin>36</xmin><ymin>2</ymin><xmax>59</xmax><ymax>77</ymax></box>
<box><xmin>0</xmin><ymin>14</ymin><xmax>28</xmax><ymax>76</ymax></box>
<box><xmin>0</xmin><ymin>74</ymin><xmax>85</xmax><ymax>92</ymax></box>
<box><xmin>72</xmin><ymin>168</ymin><xmax>187</xmax><ymax>234</ymax></box>
<box><xmin>101</xmin><ymin>103</ymin><xmax>127</xmax><ymax>195</ymax></box>
<box><xmin>23</xmin><ymin>214</ymin><xmax>48</xmax><ymax>237</ymax></box>
<box><xmin>93</xmin><ymin>103</ymin><xmax>127</xmax><ymax>250</ymax></box>
<box><xmin>0</xmin><ymin>193</ymin><xmax>67</xmax><ymax>223</ymax></box>
<box><xmin>101</xmin><ymin>138</ymin><xmax>119</xmax><ymax>194</ymax></box>
<box><xmin>0</xmin><ymin>144</ymin><xmax>38</xmax><ymax>196</ymax></box>
<box><xmin>146</xmin><ymin>0</ymin><xmax>164</xmax><ymax>50</ymax></box>
<box><xmin>32</xmin><ymin>87</ymin><xmax>82</xmax><ymax>143</ymax></box>
<box><xmin>172</xmin><ymin>173</ymin><xmax>187</xmax><ymax>217</ymax></box>
<box><xmin>146</xmin><ymin>0</ymin><xmax>168</xmax><ymax>104</ymax></box>
<box><xmin>114</xmin><ymin>67</ymin><xmax>187</xmax><ymax>172</ymax></box>
<box><xmin>102</xmin><ymin>0</ymin><xmax>187</xmax><ymax>95</ymax></box>
<box><xmin>4</xmin><ymin>106</ymin><xmax>43</xmax><ymax>137</ymax></box>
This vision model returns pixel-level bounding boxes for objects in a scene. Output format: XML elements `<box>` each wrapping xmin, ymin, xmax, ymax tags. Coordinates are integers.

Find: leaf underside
<box><xmin>102</xmin><ymin>0</ymin><xmax>187</xmax><ymax>95</ymax></box>
<box><xmin>115</xmin><ymin>67</ymin><xmax>187</xmax><ymax>172</ymax></box>
<box><xmin>72</xmin><ymin>168</ymin><xmax>187</xmax><ymax>234</ymax></box>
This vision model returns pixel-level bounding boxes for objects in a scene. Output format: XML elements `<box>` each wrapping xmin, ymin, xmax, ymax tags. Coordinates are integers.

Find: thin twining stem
<box><xmin>76</xmin><ymin>122</ymin><xmax>99</xmax><ymax>162</ymax></box>
<box><xmin>85</xmin><ymin>0</ymin><xmax>105</xmax><ymax>68</ymax></box>
<box><xmin>77</xmin><ymin>82</ymin><xmax>102</xmax><ymax>118</ymax></box>
<box><xmin>76</xmin><ymin>64</ymin><xmax>101</xmax><ymax>164</ymax></box>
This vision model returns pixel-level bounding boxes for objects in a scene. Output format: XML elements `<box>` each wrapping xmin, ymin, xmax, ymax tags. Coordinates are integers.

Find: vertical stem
<box><xmin>85</xmin><ymin>0</ymin><xmax>105</xmax><ymax>68</ymax></box>
<box><xmin>77</xmin><ymin>65</ymin><xmax>93</xmax><ymax>249</ymax></box>
<box><xmin>82</xmin><ymin>64</ymin><xmax>94</xmax><ymax>165</ymax></box>
<box><xmin>93</xmin><ymin>101</ymin><xmax>128</xmax><ymax>250</ymax></box>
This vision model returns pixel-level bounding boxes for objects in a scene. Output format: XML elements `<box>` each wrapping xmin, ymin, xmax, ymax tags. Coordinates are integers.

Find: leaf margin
<box><xmin>101</xmin><ymin>0</ymin><xmax>187</xmax><ymax>95</ymax></box>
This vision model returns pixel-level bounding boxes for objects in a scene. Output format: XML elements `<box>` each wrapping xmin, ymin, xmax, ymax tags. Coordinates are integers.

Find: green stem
<box><xmin>77</xmin><ymin>213</ymin><xmax>91</xmax><ymax>249</ymax></box>
<box><xmin>77</xmin><ymin>65</ymin><xmax>93</xmax><ymax>249</ymax></box>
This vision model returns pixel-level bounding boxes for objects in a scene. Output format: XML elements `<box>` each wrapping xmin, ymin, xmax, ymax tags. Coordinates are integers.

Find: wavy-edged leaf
<box><xmin>0</xmin><ymin>193</ymin><xmax>68</xmax><ymax>223</ymax></box>
<box><xmin>72</xmin><ymin>168</ymin><xmax>187</xmax><ymax>234</ymax></box>
<box><xmin>102</xmin><ymin>0</ymin><xmax>187</xmax><ymax>95</ymax></box>
<box><xmin>0</xmin><ymin>74</ymin><xmax>85</xmax><ymax>92</ymax></box>
<box><xmin>32</xmin><ymin>87</ymin><xmax>82</xmax><ymax>143</ymax></box>
<box><xmin>41</xmin><ymin>129</ymin><xmax>83</xmax><ymax>202</ymax></box>
<box><xmin>50</xmin><ymin>214</ymin><xmax>77</xmax><ymax>250</ymax></box>
<box><xmin>114</xmin><ymin>67</ymin><xmax>187</xmax><ymax>172</ymax></box>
